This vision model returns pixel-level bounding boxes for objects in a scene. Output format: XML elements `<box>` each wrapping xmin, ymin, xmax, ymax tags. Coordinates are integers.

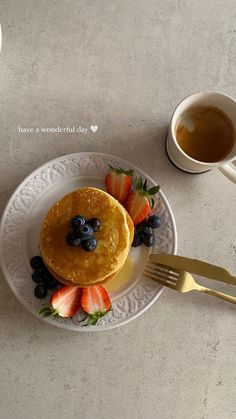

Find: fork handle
<box><xmin>201</xmin><ymin>287</ymin><xmax>236</xmax><ymax>305</ymax></box>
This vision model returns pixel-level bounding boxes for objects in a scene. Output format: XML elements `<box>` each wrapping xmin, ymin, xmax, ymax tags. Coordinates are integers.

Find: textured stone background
<box><xmin>0</xmin><ymin>1</ymin><xmax>236</xmax><ymax>418</ymax></box>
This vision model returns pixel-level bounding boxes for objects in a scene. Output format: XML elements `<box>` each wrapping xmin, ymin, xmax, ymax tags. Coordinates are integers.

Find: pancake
<box><xmin>40</xmin><ymin>187</ymin><xmax>134</xmax><ymax>286</ymax></box>
<box><xmin>44</xmin><ymin>211</ymin><xmax>134</xmax><ymax>287</ymax></box>
<box><xmin>45</xmin><ymin>212</ymin><xmax>133</xmax><ymax>286</ymax></box>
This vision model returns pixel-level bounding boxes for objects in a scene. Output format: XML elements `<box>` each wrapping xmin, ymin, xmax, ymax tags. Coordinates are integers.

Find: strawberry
<box><xmin>126</xmin><ymin>178</ymin><xmax>160</xmax><ymax>225</ymax></box>
<box><xmin>105</xmin><ymin>165</ymin><xmax>133</xmax><ymax>202</ymax></box>
<box><xmin>80</xmin><ymin>285</ymin><xmax>111</xmax><ymax>326</ymax></box>
<box><xmin>37</xmin><ymin>286</ymin><xmax>81</xmax><ymax>318</ymax></box>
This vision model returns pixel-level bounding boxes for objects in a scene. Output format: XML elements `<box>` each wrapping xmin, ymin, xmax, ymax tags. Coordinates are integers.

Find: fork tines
<box><xmin>143</xmin><ymin>260</ymin><xmax>180</xmax><ymax>289</ymax></box>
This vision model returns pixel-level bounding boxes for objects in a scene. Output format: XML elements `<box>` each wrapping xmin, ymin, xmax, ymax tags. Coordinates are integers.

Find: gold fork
<box><xmin>143</xmin><ymin>260</ymin><xmax>236</xmax><ymax>305</ymax></box>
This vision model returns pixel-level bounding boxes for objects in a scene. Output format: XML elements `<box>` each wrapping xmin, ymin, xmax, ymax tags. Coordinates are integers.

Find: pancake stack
<box><xmin>40</xmin><ymin>187</ymin><xmax>134</xmax><ymax>287</ymax></box>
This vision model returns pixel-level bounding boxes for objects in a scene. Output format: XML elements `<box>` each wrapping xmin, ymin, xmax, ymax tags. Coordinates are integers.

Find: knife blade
<box><xmin>149</xmin><ymin>254</ymin><xmax>236</xmax><ymax>286</ymax></box>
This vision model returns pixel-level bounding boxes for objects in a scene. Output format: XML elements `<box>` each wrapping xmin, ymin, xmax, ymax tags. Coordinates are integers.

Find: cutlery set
<box><xmin>144</xmin><ymin>254</ymin><xmax>236</xmax><ymax>305</ymax></box>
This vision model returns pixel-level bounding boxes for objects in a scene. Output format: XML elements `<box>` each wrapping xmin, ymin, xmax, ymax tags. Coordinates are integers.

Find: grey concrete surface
<box><xmin>0</xmin><ymin>1</ymin><xmax>236</xmax><ymax>418</ymax></box>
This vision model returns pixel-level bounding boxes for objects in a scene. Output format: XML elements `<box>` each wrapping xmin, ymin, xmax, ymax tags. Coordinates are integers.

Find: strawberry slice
<box><xmin>37</xmin><ymin>286</ymin><xmax>81</xmax><ymax>318</ymax></box>
<box><xmin>126</xmin><ymin>178</ymin><xmax>160</xmax><ymax>225</ymax></box>
<box><xmin>80</xmin><ymin>285</ymin><xmax>111</xmax><ymax>326</ymax></box>
<box><xmin>105</xmin><ymin>165</ymin><xmax>133</xmax><ymax>202</ymax></box>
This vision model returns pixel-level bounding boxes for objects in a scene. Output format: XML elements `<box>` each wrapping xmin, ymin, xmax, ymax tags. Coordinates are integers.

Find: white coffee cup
<box><xmin>166</xmin><ymin>91</ymin><xmax>236</xmax><ymax>183</ymax></box>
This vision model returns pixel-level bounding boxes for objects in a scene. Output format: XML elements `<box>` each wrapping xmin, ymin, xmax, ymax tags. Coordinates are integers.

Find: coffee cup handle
<box><xmin>218</xmin><ymin>161</ymin><xmax>236</xmax><ymax>183</ymax></box>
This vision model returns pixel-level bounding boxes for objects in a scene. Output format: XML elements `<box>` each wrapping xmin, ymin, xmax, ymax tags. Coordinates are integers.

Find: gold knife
<box><xmin>149</xmin><ymin>254</ymin><xmax>236</xmax><ymax>286</ymax></box>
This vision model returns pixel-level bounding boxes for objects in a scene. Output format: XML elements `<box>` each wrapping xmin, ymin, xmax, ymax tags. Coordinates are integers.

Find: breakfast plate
<box><xmin>0</xmin><ymin>152</ymin><xmax>177</xmax><ymax>331</ymax></box>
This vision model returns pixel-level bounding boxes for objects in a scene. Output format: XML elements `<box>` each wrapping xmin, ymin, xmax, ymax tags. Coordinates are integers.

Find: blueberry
<box><xmin>136</xmin><ymin>220</ymin><xmax>149</xmax><ymax>234</ymax></box>
<box><xmin>30</xmin><ymin>256</ymin><xmax>44</xmax><ymax>270</ymax></box>
<box><xmin>66</xmin><ymin>231</ymin><xmax>81</xmax><ymax>246</ymax></box>
<box><xmin>140</xmin><ymin>226</ymin><xmax>151</xmax><ymax>237</ymax></box>
<box><xmin>32</xmin><ymin>271</ymin><xmax>46</xmax><ymax>284</ymax></box>
<box><xmin>81</xmin><ymin>237</ymin><xmax>97</xmax><ymax>252</ymax></box>
<box><xmin>71</xmin><ymin>215</ymin><xmax>86</xmax><ymax>230</ymax></box>
<box><xmin>148</xmin><ymin>214</ymin><xmax>161</xmax><ymax>229</ymax></box>
<box><xmin>34</xmin><ymin>284</ymin><xmax>47</xmax><ymax>299</ymax></box>
<box><xmin>38</xmin><ymin>268</ymin><xmax>59</xmax><ymax>289</ymax></box>
<box><xmin>45</xmin><ymin>275</ymin><xmax>59</xmax><ymax>290</ymax></box>
<box><xmin>132</xmin><ymin>231</ymin><xmax>142</xmax><ymax>247</ymax></box>
<box><xmin>86</xmin><ymin>217</ymin><xmax>101</xmax><ymax>232</ymax></box>
<box><xmin>142</xmin><ymin>232</ymin><xmax>155</xmax><ymax>247</ymax></box>
<box><xmin>77</xmin><ymin>224</ymin><xmax>94</xmax><ymax>238</ymax></box>
<box><xmin>38</xmin><ymin>265</ymin><xmax>50</xmax><ymax>276</ymax></box>
<box><xmin>136</xmin><ymin>222</ymin><xmax>151</xmax><ymax>238</ymax></box>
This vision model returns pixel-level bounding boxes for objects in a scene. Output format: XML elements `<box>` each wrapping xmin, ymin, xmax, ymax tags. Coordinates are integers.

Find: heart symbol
<box><xmin>90</xmin><ymin>125</ymin><xmax>98</xmax><ymax>133</ymax></box>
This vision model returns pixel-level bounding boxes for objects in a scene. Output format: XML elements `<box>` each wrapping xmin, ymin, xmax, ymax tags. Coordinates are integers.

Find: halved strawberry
<box><xmin>80</xmin><ymin>285</ymin><xmax>111</xmax><ymax>326</ymax></box>
<box><xmin>37</xmin><ymin>286</ymin><xmax>81</xmax><ymax>318</ymax></box>
<box><xmin>126</xmin><ymin>178</ymin><xmax>160</xmax><ymax>225</ymax></box>
<box><xmin>105</xmin><ymin>165</ymin><xmax>133</xmax><ymax>202</ymax></box>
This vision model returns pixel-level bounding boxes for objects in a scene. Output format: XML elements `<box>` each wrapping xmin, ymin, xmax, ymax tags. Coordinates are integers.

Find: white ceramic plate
<box><xmin>0</xmin><ymin>152</ymin><xmax>177</xmax><ymax>331</ymax></box>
